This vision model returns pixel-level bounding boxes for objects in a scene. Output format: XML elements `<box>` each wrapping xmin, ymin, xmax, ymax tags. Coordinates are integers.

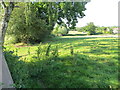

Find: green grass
<box><xmin>66</xmin><ymin>31</ymin><xmax>87</xmax><ymax>36</ymax></box>
<box><xmin>4</xmin><ymin>36</ymin><xmax>118</xmax><ymax>88</ymax></box>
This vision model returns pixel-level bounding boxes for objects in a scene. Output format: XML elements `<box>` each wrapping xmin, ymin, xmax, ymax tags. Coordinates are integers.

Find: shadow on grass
<box><xmin>51</xmin><ymin>37</ymin><xmax>94</xmax><ymax>45</ymax></box>
<box><xmin>64</xmin><ymin>34</ymin><xmax>87</xmax><ymax>36</ymax></box>
<box><xmin>51</xmin><ymin>37</ymin><xmax>117</xmax><ymax>50</ymax></box>
<box><xmin>4</xmin><ymin>37</ymin><xmax>118</xmax><ymax>88</ymax></box>
<box><xmin>4</xmin><ymin>50</ymin><xmax>118</xmax><ymax>88</ymax></box>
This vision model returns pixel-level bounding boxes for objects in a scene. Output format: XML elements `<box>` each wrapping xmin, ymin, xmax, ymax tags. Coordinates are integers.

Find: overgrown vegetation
<box><xmin>7</xmin><ymin>3</ymin><xmax>49</xmax><ymax>43</ymax></box>
<box><xmin>4</xmin><ymin>2</ymin><xmax>88</xmax><ymax>44</ymax></box>
<box><xmin>4</xmin><ymin>37</ymin><xmax>118</xmax><ymax>88</ymax></box>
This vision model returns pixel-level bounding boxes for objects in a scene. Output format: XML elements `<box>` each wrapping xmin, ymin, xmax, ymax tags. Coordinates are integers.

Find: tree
<box><xmin>36</xmin><ymin>2</ymin><xmax>88</xmax><ymax>30</ymax></box>
<box><xmin>80</xmin><ymin>22</ymin><xmax>97</xmax><ymax>35</ymax></box>
<box><xmin>0</xmin><ymin>1</ymin><xmax>90</xmax><ymax>44</ymax></box>
<box><xmin>0</xmin><ymin>2</ymin><xmax>14</xmax><ymax>46</ymax></box>
<box><xmin>6</xmin><ymin>2</ymin><xmax>89</xmax><ymax>43</ymax></box>
<box><xmin>0</xmin><ymin>1</ymin><xmax>15</xmax><ymax>88</ymax></box>
<box><xmin>7</xmin><ymin>3</ymin><xmax>49</xmax><ymax>43</ymax></box>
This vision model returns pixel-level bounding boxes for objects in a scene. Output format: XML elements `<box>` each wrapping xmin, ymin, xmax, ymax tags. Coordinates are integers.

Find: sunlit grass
<box><xmin>4</xmin><ymin>36</ymin><xmax>118</xmax><ymax>88</ymax></box>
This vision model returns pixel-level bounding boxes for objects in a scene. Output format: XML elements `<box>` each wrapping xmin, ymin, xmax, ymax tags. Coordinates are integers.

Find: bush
<box><xmin>52</xmin><ymin>24</ymin><xmax>68</xmax><ymax>36</ymax></box>
<box><xmin>4</xmin><ymin>49</ymin><xmax>28</xmax><ymax>88</ymax></box>
<box><xmin>95</xmin><ymin>27</ymin><xmax>103</xmax><ymax>34</ymax></box>
<box><xmin>4</xmin><ymin>35</ymin><xmax>18</xmax><ymax>44</ymax></box>
<box><xmin>76</xmin><ymin>27</ymin><xmax>83</xmax><ymax>32</ymax></box>
<box><xmin>7</xmin><ymin>3</ymin><xmax>49</xmax><ymax>44</ymax></box>
<box><xmin>4</xmin><ymin>48</ymin><xmax>42</xmax><ymax>88</ymax></box>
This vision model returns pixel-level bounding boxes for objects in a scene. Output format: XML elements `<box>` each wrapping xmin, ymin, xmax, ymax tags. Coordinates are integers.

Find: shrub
<box><xmin>52</xmin><ymin>24</ymin><xmax>68</xmax><ymax>36</ymax></box>
<box><xmin>4</xmin><ymin>35</ymin><xmax>18</xmax><ymax>44</ymax></box>
<box><xmin>7</xmin><ymin>3</ymin><xmax>49</xmax><ymax>44</ymax></box>
<box><xmin>4</xmin><ymin>48</ymin><xmax>42</xmax><ymax>88</ymax></box>
<box><xmin>95</xmin><ymin>27</ymin><xmax>103</xmax><ymax>34</ymax></box>
<box><xmin>4</xmin><ymin>49</ymin><xmax>29</xmax><ymax>88</ymax></box>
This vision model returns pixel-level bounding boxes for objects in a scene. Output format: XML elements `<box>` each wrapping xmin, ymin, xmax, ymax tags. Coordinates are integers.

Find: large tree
<box><xmin>1</xmin><ymin>1</ymin><xmax>90</xmax><ymax>45</ymax></box>
<box><xmin>6</xmin><ymin>2</ymin><xmax>88</xmax><ymax>43</ymax></box>
<box><xmin>36</xmin><ymin>2</ymin><xmax>88</xmax><ymax>29</ymax></box>
<box><xmin>7</xmin><ymin>3</ymin><xmax>49</xmax><ymax>43</ymax></box>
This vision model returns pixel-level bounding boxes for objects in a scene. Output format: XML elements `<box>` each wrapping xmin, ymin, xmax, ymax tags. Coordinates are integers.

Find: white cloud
<box><xmin>76</xmin><ymin>0</ymin><xmax>119</xmax><ymax>27</ymax></box>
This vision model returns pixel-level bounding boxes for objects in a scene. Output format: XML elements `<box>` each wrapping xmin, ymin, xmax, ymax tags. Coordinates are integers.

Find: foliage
<box><xmin>6</xmin><ymin>2</ymin><xmax>88</xmax><ymax>44</ymax></box>
<box><xmin>35</xmin><ymin>2</ymin><xmax>88</xmax><ymax>29</ymax></box>
<box><xmin>4</xmin><ymin>50</ymin><xmax>45</xmax><ymax>88</ymax></box>
<box><xmin>4</xmin><ymin>37</ymin><xmax>118</xmax><ymax>88</ymax></box>
<box><xmin>4</xmin><ymin>35</ymin><xmax>18</xmax><ymax>44</ymax></box>
<box><xmin>108</xmin><ymin>27</ymin><xmax>114</xmax><ymax>34</ymax></box>
<box><xmin>77</xmin><ymin>25</ymin><xmax>117</xmax><ymax>35</ymax></box>
<box><xmin>75</xmin><ymin>27</ymin><xmax>82</xmax><ymax>32</ymax></box>
<box><xmin>7</xmin><ymin>3</ymin><xmax>49</xmax><ymax>43</ymax></box>
<box><xmin>78</xmin><ymin>22</ymin><xmax>97</xmax><ymax>35</ymax></box>
<box><xmin>96</xmin><ymin>26</ymin><xmax>114</xmax><ymax>34</ymax></box>
<box><xmin>77</xmin><ymin>26</ymin><xmax>86</xmax><ymax>32</ymax></box>
<box><xmin>95</xmin><ymin>27</ymin><xmax>104</xmax><ymax>34</ymax></box>
<box><xmin>52</xmin><ymin>24</ymin><xmax>68</xmax><ymax>36</ymax></box>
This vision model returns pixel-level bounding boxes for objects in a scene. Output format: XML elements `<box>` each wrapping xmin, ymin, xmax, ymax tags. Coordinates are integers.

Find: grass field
<box><xmin>4</xmin><ymin>36</ymin><xmax>118</xmax><ymax>88</ymax></box>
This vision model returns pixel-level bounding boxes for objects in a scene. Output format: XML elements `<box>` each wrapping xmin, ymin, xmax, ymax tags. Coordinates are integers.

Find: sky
<box><xmin>76</xmin><ymin>0</ymin><xmax>119</xmax><ymax>27</ymax></box>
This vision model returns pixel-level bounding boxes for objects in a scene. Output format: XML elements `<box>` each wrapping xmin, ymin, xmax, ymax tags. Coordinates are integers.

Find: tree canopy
<box><xmin>5</xmin><ymin>2</ymin><xmax>88</xmax><ymax>43</ymax></box>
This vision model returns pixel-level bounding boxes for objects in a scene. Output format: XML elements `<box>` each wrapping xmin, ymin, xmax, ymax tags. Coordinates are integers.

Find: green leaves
<box><xmin>7</xmin><ymin>3</ymin><xmax>49</xmax><ymax>43</ymax></box>
<box><xmin>36</xmin><ymin>2</ymin><xmax>88</xmax><ymax>29</ymax></box>
<box><xmin>6</xmin><ymin>2</ymin><xmax>88</xmax><ymax>43</ymax></box>
<box><xmin>52</xmin><ymin>23</ymin><xmax>68</xmax><ymax>36</ymax></box>
<box><xmin>79</xmin><ymin>22</ymin><xmax>97</xmax><ymax>35</ymax></box>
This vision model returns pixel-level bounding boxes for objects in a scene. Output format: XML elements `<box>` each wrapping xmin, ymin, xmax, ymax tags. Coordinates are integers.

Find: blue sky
<box><xmin>76</xmin><ymin>0</ymin><xmax>119</xmax><ymax>27</ymax></box>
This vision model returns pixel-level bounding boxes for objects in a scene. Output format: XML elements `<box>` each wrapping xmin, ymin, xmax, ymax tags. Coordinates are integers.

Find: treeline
<box><xmin>75</xmin><ymin>22</ymin><xmax>117</xmax><ymax>35</ymax></box>
<box><xmin>5</xmin><ymin>2</ymin><xmax>88</xmax><ymax>44</ymax></box>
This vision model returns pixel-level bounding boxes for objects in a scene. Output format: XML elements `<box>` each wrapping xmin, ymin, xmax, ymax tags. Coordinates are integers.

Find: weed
<box><xmin>45</xmin><ymin>44</ymin><xmax>51</xmax><ymax>56</ymax></box>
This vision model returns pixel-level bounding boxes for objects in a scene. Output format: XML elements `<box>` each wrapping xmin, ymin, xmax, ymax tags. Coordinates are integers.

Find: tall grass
<box><xmin>4</xmin><ymin>37</ymin><xmax>118</xmax><ymax>88</ymax></box>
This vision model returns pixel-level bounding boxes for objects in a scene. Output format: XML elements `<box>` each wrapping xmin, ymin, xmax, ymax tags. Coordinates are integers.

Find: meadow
<box><xmin>4</xmin><ymin>35</ymin><xmax>118</xmax><ymax>88</ymax></box>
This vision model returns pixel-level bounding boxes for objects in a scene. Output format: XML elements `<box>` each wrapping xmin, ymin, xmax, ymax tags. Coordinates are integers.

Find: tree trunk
<box><xmin>0</xmin><ymin>2</ymin><xmax>14</xmax><ymax>46</ymax></box>
<box><xmin>0</xmin><ymin>2</ymin><xmax>14</xmax><ymax>89</ymax></box>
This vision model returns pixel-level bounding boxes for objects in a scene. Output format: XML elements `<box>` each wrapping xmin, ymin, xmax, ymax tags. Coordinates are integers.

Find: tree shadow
<box><xmin>5</xmin><ymin>50</ymin><xmax>118</xmax><ymax>88</ymax></box>
<box><xmin>28</xmin><ymin>54</ymin><xmax>118</xmax><ymax>88</ymax></box>
<box><xmin>4</xmin><ymin>37</ymin><xmax>118</xmax><ymax>88</ymax></box>
<box><xmin>64</xmin><ymin>34</ymin><xmax>87</xmax><ymax>36</ymax></box>
<box><xmin>52</xmin><ymin>37</ymin><xmax>117</xmax><ymax>45</ymax></box>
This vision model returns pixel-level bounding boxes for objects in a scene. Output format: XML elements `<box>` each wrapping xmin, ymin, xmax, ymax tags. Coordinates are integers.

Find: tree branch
<box><xmin>9</xmin><ymin>2</ymin><xmax>14</xmax><ymax>10</ymax></box>
<box><xmin>1</xmin><ymin>1</ymin><xmax>6</xmax><ymax>9</ymax></box>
